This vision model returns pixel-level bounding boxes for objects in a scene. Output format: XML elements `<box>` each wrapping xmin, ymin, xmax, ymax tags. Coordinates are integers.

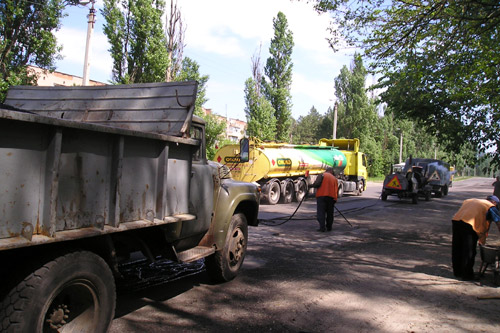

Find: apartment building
<box><xmin>203</xmin><ymin>108</ymin><xmax>247</xmax><ymax>142</ymax></box>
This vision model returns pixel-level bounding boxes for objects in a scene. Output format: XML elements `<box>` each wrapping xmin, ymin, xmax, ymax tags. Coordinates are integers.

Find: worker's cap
<box><xmin>487</xmin><ymin>195</ymin><xmax>500</xmax><ymax>204</ymax></box>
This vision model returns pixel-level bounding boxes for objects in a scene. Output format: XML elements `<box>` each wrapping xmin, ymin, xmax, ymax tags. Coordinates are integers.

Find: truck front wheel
<box><xmin>0</xmin><ymin>251</ymin><xmax>115</xmax><ymax>332</ymax></box>
<box><xmin>206</xmin><ymin>213</ymin><xmax>248</xmax><ymax>282</ymax></box>
<box><xmin>265</xmin><ymin>180</ymin><xmax>281</xmax><ymax>205</ymax></box>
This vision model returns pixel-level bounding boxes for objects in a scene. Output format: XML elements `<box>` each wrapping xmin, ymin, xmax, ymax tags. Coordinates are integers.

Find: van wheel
<box><xmin>279</xmin><ymin>179</ymin><xmax>294</xmax><ymax>204</ymax></box>
<box><xmin>381</xmin><ymin>191</ymin><xmax>388</xmax><ymax>201</ymax></box>
<box><xmin>206</xmin><ymin>213</ymin><xmax>248</xmax><ymax>282</ymax></box>
<box><xmin>0</xmin><ymin>251</ymin><xmax>115</xmax><ymax>333</ymax></box>
<box><xmin>443</xmin><ymin>185</ymin><xmax>449</xmax><ymax>196</ymax></box>
<box><xmin>412</xmin><ymin>193</ymin><xmax>418</xmax><ymax>204</ymax></box>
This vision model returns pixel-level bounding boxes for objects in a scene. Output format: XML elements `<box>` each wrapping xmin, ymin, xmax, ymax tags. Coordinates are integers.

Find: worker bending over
<box><xmin>452</xmin><ymin>195</ymin><xmax>500</xmax><ymax>280</ymax></box>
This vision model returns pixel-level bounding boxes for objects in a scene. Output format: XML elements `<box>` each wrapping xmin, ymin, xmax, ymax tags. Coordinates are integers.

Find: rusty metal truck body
<box><xmin>0</xmin><ymin>82</ymin><xmax>259</xmax><ymax>332</ymax></box>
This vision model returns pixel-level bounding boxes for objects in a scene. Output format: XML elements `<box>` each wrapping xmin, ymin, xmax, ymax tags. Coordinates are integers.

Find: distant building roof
<box><xmin>28</xmin><ymin>65</ymin><xmax>106</xmax><ymax>87</ymax></box>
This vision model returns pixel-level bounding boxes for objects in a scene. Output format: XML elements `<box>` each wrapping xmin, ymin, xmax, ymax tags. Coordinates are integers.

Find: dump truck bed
<box><xmin>0</xmin><ymin>81</ymin><xmax>200</xmax><ymax>250</ymax></box>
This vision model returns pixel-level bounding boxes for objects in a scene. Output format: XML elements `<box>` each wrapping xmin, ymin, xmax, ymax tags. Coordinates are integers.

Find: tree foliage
<box><xmin>244</xmin><ymin>78</ymin><xmax>277</xmax><ymax>141</ymax></box>
<box><xmin>178</xmin><ymin>57</ymin><xmax>226</xmax><ymax>160</ymax></box>
<box><xmin>312</xmin><ymin>0</ymin><xmax>500</xmax><ymax>167</ymax></box>
<box><xmin>164</xmin><ymin>0</ymin><xmax>185</xmax><ymax>82</ymax></box>
<box><xmin>102</xmin><ymin>0</ymin><xmax>169</xmax><ymax>84</ymax></box>
<box><xmin>334</xmin><ymin>55</ymin><xmax>377</xmax><ymax>140</ymax></box>
<box><xmin>263</xmin><ymin>11</ymin><xmax>294</xmax><ymax>142</ymax></box>
<box><xmin>0</xmin><ymin>0</ymin><xmax>78</xmax><ymax>101</ymax></box>
<box><xmin>244</xmin><ymin>46</ymin><xmax>276</xmax><ymax>140</ymax></box>
<box><xmin>292</xmin><ymin>106</ymin><xmax>322</xmax><ymax>144</ymax></box>
<box><xmin>291</xmin><ymin>54</ymin><xmax>474</xmax><ymax>177</ymax></box>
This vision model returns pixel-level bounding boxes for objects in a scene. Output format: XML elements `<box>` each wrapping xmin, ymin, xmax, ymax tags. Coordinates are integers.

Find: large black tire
<box><xmin>294</xmin><ymin>178</ymin><xmax>308</xmax><ymax>202</ymax></box>
<box><xmin>357</xmin><ymin>181</ymin><xmax>364</xmax><ymax>196</ymax></box>
<box><xmin>279</xmin><ymin>179</ymin><xmax>294</xmax><ymax>204</ymax></box>
<box><xmin>412</xmin><ymin>193</ymin><xmax>418</xmax><ymax>204</ymax></box>
<box><xmin>265</xmin><ymin>180</ymin><xmax>281</xmax><ymax>205</ymax></box>
<box><xmin>206</xmin><ymin>213</ymin><xmax>248</xmax><ymax>282</ymax></box>
<box><xmin>443</xmin><ymin>185</ymin><xmax>449</xmax><ymax>196</ymax></box>
<box><xmin>0</xmin><ymin>251</ymin><xmax>116</xmax><ymax>332</ymax></box>
<box><xmin>381</xmin><ymin>191</ymin><xmax>388</xmax><ymax>201</ymax></box>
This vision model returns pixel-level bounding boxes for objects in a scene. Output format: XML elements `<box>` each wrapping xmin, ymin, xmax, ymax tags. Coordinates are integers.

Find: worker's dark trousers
<box><xmin>317</xmin><ymin>196</ymin><xmax>335</xmax><ymax>231</ymax></box>
<box><xmin>452</xmin><ymin>220</ymin><xmax>478</xmax><ymax>280</ymax></box>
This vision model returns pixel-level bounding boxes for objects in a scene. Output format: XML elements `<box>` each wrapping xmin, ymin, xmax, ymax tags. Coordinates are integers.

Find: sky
<box><xmin>55</xmin><ymin>0</ymin><xmax>359</xmax><ymax>122</ymax></box>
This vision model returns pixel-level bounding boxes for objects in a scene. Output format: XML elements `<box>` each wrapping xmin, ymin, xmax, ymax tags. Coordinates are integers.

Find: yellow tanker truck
<box><xmin>214</xmin><ymin>138</ymin><xmax>368</xmax><ymax>204</ymax></box>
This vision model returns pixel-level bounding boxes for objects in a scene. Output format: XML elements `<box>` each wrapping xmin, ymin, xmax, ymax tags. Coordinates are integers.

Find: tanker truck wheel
<box><xmin>279</xmin><ymin>179</ymin><xmax>294</xmax><ymax>204</ymax></box>
<box><xmin>294</xmin><ymin>178</ymin><xmax>308</xmax><ymax>202</ymax></box>
<box><xmin>206</xmin><ymin>213</ymin><xmax>248</xmax><ymax>282</ymax></box>
<box><xmin>265</xmin><ymin>179</ymin><xmax>281</xmax><ymax>205</ymax></box>
<box><xmin>0</xmin><ymin>251</ymin><xmax>116</xmax><ymax>332</ymax></box>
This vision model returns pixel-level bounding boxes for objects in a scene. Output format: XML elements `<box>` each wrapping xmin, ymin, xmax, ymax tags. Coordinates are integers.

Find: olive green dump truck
<box><xmin>0</xmin><ymin>81</ymin><xmax>260</xmax><ymax>332</ymax></box>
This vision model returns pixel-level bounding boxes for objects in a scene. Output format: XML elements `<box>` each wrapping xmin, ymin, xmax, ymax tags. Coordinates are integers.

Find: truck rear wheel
<box><xmin>279</xmin><ymin>179</ymin><xmax>294</xmax><ymax>204</ymax></box>
<box><xmin>294</xmin><ymin>178</ymin><xmax>308</xmax><ymax>202</ymax></box>
<box><xmin>0</xmin><ymin>251</ymin><xmax>115</xmax><ymax>332</ymax></box>
<box><xmin>206</xmin><ymin>213</ymin><xmax>248</xmax><ymax>282</ymax></box>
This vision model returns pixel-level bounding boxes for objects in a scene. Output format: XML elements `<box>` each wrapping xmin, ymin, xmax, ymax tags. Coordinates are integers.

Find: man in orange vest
<box><xmin>452</xmin><ymin>195</ymin><xmax>500</xmax><ymax>280</ymax></box>
<box><xmin>311</xmin><ymin>167</ymin><xmax>339</xmax><ymax>232</ymax></box>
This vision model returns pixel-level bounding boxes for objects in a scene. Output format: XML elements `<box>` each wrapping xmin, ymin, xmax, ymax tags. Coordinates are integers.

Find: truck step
<box><xmin>177</xmin><ymin>246</ymin><xmax>215</xmax><ymax>263</ymax></box>
<box><xmin>164</xmin><ymin>213</ymin><xmax>196</xmax><ymax>223</ymax></box>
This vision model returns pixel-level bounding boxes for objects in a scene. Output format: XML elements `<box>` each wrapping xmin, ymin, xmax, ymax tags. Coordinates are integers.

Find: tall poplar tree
<box><xmin>263</xmin><ymin>11</ymin><xmax>294</xmax><ymax>142</ymax></box>
<box><xmin>334</xmin><ymin>55</ymin><xmax>377</xmax><ymax>140</ymax></box>
<box><xmin>102</xmin><ymin>0</ymin><xmax>169</xmax><ymax>84</ymax></box>
<box><xmin>244</xmin><ymin>46</ymin><xmax>276</xmax><ymax>140</ymax></box>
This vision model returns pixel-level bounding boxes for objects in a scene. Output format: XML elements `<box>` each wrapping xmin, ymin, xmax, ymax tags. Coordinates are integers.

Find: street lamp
<box><xmin>80</xmin><ymin>0</ymin><xmax>96</xmax><ymax>86</ymax></box>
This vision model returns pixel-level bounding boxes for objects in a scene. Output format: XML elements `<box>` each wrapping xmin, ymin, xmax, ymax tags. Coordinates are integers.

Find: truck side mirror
<box><xmin>240</xmin><ymin>138</ymin><xmax>249</xmax><ymax>163</ymax></box>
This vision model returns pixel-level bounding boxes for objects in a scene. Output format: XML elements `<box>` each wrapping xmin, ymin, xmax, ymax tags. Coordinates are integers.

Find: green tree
<box><xmin>102</xmin><ymin>0</ymin><xmax>169</xmax><ymax>84</ymax></box>
<box><xmin>312</xmin><ymin>0</ymin><xmax>500</xmax><ymax>167</ymax></box>
<box><xmin>292</xmin><ymin>106</ymin><xmax>323</xmax><ymax>144</ymax></box>
<box><xmin>0</xmin><ymin>0</ymin><xmax>79</xmax><ymax>101</ymax></box>
<box><xmin>334</xmin><ymin>55</ymin><xmax>376</xmax><ymax>140</ymax></box>
<box><xmin>263</xmin><ymin>11</ymin><xmax>294</xmax><ymax>142</ymax></box>
<box><xmin>244</xmin><ymin>78</ymin><xmax>276</xmax><ymax>140</ymax></box>
<box><xmin>177</xmin><ymin>57</ymin><xmax>225</xmax><ymax>160</ymax></box>
<box><xmin>244</xmin><ymin>47</ymin><xmax>276</xmax><ymax>140</ymax></box>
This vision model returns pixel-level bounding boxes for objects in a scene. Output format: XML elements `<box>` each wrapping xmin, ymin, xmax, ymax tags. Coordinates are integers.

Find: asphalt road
<box><xmin>109</xmin><ymin>177</ymin><xmax>500</xmax><ymax>332</ymax></box>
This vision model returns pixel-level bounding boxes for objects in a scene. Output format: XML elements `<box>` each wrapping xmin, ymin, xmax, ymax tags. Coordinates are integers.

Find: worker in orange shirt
<box><xmin>311</xmin><ymin>167</ymin><xmax>339</xmax><ymax>232</ymax></box>
<box><xmin>452</xmin><ymin>195</ymin><xmax>500</xmax><ymax>280</ymax></box>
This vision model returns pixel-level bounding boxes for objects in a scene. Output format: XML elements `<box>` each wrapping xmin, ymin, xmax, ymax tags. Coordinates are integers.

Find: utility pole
<box><xmin>332</xmin><ymin>102</ymin><xmax>338</xmax><ymax>140</ymax></box>
<box><xmin>82</xmin><ymin>0</ymin><xmax>96</xmax><ymax>86</ymax></box>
